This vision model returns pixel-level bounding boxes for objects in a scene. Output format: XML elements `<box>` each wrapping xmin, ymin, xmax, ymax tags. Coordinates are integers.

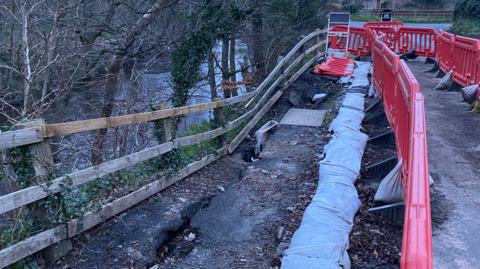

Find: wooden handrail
<box><xmin>0</xmin><ymin>29</ymin><xmax>327</xmax><ymax>267</ymax></box>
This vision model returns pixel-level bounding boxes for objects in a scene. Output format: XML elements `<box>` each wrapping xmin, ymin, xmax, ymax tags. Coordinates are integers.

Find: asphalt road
<box><xmin>351</xmin><ymin>21</ymin><xmax>452</xmax><ymax>32</ymax></box>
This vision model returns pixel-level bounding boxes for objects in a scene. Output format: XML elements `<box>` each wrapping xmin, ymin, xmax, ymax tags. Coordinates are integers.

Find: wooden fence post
<box><xmin>16</xmin><ymin>119</ymin><xmax>72</xmax><ymax>263</ymax></box>
<box><xmin>214</xmin><ymin>97</ymin><xmax>227</xmax><ymax>146</ymax></box>
<box><xmin>275</xmin><ymin>56</ymin><xmax>285</xmax><ymax>79</ymax></box>
<box><xmin>159</xmin><ymin>103</ymin><xmax>173</xmax><ymax>142</ymax></box>
<box><xmin>315</xmin><ymin>29</ymin><xmax>320</xmax><ymax>55</ymax></box>
<box><xmin>300</xmin><ymin>35</ymin><xmax>306</xmax><ymax>67</ymax></box>
<box><xmin>16</xmin><ymin>119</ymin><xmax>54</xmax><ymax>182</ymax></box>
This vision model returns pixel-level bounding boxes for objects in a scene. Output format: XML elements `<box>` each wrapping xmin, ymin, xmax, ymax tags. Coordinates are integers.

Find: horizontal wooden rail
<box><xmin>245</xmin><ymin>29</ymin><xmax>328</xmax><ymax>108</ymax></box>
<box><xmin>67</xmin><ymin>147</ymin><xmax>226</xmax><ymax>237</ymax></box>
<box><xmin>0</xmin><ymin>142</ymin><xmax>173</xmax><ymax>215</ymax></box>
<box><xmin>42</xmin><ymin>92</ymin><xmax>256</xmax><ymax>138</ymax></box>
<box><xmin>306</xmin><ymin>40</ymin><xmax>327</xmax><ymax>54</ymax></box>
<box><xmin>0</xmin><ymin>128</ymin><xmax>43</xmax><ymax>150</ymax></box>
<box><xmin>0</xmin><ymin>227</ymin><xmax>67</xmax><ymax>268</ymax></box>
<box><xmin>229</xmin><ymin>53</ymin><xmax>323</xmax><ymax>153</ymax></box>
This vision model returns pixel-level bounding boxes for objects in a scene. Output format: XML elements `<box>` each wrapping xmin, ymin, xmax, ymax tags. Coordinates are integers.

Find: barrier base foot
<box><xmin>368</xmin><ymin>202</ymin><xmax>405</xmax><ymax>225</ymax></box>
<box><xmin>366</xmin><ymin>156</ymin><xmax>398</xmax><ymax>176</ymax></box>
<box><xmin>365</xmin><ymin>99</ymin><xmax>382</xmax><ymax>113</ymax></box>
<box><xmin>434</xmin><ymin>69</ymin><xmax>445</xmax><ymax>78</ymax></box>
<box><xmin>365</xmin><ymin>112</ymin><xmax>387</xmax><ymax>125</ymax></box>
<box><xmin>447</xmin><ymin>81</ymin><xmax>462</xmax><ymax>92</ymax></box>
<box><xmin>424</xmin><ymin>62</ymin><xmax>439</xmax><ymax>73</ymax></box>
<box><xmin>424</xmin><ymin>57</ymin><xmax>436</xmax><ymax>64</ymax></box>
<box><xmin>368</xmin><ymin>132</ymin><xmax>395</xmax><ymax>147</ymax></box>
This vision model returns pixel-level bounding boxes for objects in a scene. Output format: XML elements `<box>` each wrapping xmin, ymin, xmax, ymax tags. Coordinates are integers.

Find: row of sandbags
<box><xmin>281</xmin><ymin>93</ymin><xmax>369</xmax><ymax>269</ymax></box>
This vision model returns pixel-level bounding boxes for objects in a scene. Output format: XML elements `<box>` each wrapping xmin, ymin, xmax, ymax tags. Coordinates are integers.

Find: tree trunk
<box><xmin>89</xmin><ymin>0</ymin><xmax>171</xmax><ymax>165</ymax></box>
<box><xmin>252</xmin><ymin>10</ymin><xmax>265</xmax><ymax>84</ymax></box>
<box><xmin>90</xmin><ymin>57</ymin><xmax>122</xmax><ymax>166</ymax></box>
<box><xmin>21</xmin><ymin>5</ymin><xmax>32</xmax><ymax>119</ymax></box>
<box><xmin>221</xmin><ymin>35</ymin><xmax>231</xmax><ymax>98</ymax></box>
<box><xmin>207</xmin><ymin>48</ymin><xmax>217</xmax><ymax>101</ymax></box>
<box><xmin>229</xmin><ymin>34</ymin><xmax>238</xmax><ymax>97</ymax></box>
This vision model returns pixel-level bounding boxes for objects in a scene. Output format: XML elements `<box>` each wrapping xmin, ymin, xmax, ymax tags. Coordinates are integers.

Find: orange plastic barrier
<box><xmin>395</xmin><ymin>61</ymin><xmax>419</xmax><ymax>178</ymax></box>
<box><xmin>365</xmin><ymin>26</ymin><xmax>397</xmax><ymax>51</ymax></box>
<box><xmin>402</xmin><ymin>93</ymin><xmax>433</xmax><ymax>269</ymax></box>
<box><xmin>436</xmin><ymin>30</ymin><xmax>455</xmax><ymax>73</ymax></box>
<box><xmin>451</xmin><ymin>35</ymin><xmax>480</xmax><ymax>87</ymax></box>
<box><xmin>397</xmin><ymin>27</ymin><xmax>437</xmax><ymax>57</ymax></box>
<box><xmin>312</xmin><ymin>56</ymin><xmax>354</xmax><ymax>76</ymax></box>
<box><xmin>330</xmin><ymin>26</ymin><xmax>374</xmax><ymax>56</ymax></box>
<box><xmin>383</xmin><ymin>43</ymin><xmax>399</xmax><ymax>125</ymax></box>
<box><xmin>372</xmin><ymin>34</ymin><xmax>385</xmax><ymax>99</ymax></box>
<box><xmin>364</xmin><ymin>21</ymin><xmax>404</xmax><ymax>31</ymax></box>
<box><xmin>372</xmin><ymin>33</ymin><xmax>433</xmax><ymax>269</ymax></box>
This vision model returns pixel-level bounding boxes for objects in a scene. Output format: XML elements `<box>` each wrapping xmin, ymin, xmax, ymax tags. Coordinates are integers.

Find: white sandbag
<box><xmin>374</xmin><ymin>159</ymin><xmax>404</xmax><ymax>204</ymax></box>
<box><xmin>342</xmin><ymin>93</ymin><xmax>366</xmax><ymax>110</ymax></box>
<box><xmin>461</xmin><ymin>85</ymin><xmax>479</xmax><ymax>105</ymax></box>
<box><xmin>435</xmin><ymin>70</ymin><xmax>453</xmax><ymax>90</ymax></box>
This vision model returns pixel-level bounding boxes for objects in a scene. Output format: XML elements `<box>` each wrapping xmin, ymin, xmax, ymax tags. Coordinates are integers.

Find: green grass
<box><xmin>351</xmin><ymin>14</ymin><xmax>378</xmax><ymax>22</ymax></box>
<box><xmin>450</xmin><ymin>18</ymin><xmax>480</xmax><ymax>38</ymax></box>
<box><xmin>351</xmin><ymin>14</ymin><xmax>452</xmax><ymax>23</ymax></box>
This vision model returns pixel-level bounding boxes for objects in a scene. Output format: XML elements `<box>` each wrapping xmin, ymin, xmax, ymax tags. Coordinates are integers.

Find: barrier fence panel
<box><xmin>398</xmin><ymin>27</ymin><xmax>437</xmax><ymax>57</ymax></box>
<box><xmin>373</xmin><ymin>33</ymin><xmax>432</xmax><ymax>269</ymax></box>
<box><xmin>451</xmin><ymin>35</ymin><xmax>480</xmax><ymax>87</ymax></box>
<box><xmin>366</xmin><ymin>26</ymin><xmax>398</xmax><ymax>51</ymax></box>
<box><xmin>382</xmin><ymin>42</ymin><xmax>399</xmax><ymax>126</ymax></box>
<box><xmin>364</xmin><ymin>21</ymin><xmax>404</xmax><ymax>31</ymax></box>
<box><xmin>402</xmin><ymin>93</ymin><xmax>433</xmax><ymax>269</ymax></box>
<box><xmin>373</xmin><ymin>34</ymin><xmax>385</xmax><ymax>99</ymax></box>
<box><xmin>330</xmin><ymin>26</ymin><xmax>374</xmax><ymax>56</ymax></box>
<box><xmin>436</xmin><ymin>30</ymin><xmax>455</xmax><ymax>73</ymax></box>
<box><xmin>395</xmin><ymin>60</ymin><xmax>420</xmax><ymax>179</ymax></box>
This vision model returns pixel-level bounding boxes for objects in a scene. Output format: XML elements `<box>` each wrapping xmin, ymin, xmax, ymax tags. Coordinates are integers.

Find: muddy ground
<box><xmin>42</xmin><ymin>65</ymin><xmax>406</xmax><ymax>269</ymax></box>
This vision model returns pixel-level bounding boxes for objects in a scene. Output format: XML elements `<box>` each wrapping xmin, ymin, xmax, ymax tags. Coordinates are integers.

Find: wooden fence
<box><xmin>0</xmin><ymin>29</ymin><xmax>328</xmax><ymax>268</ymax></box>
<box><xmin>359</xmin><ymin>9</ymin><xmax>453</xmax><ymax>19</ymax></box>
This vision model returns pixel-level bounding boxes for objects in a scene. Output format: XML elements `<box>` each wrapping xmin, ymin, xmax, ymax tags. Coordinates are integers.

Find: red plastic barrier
<box><xmin>330</xmin><ymin>26</ymin><xmax>374</xmax><ymax>56</ymax></box>
<box><xmin>372</xmin><ymin>34</ymin><xmax>385</xmax><ymax>99</ymax></box>
<box><xmin>382</xmin><ymin>42</ymin><xmax>399</xmax><ymax>126</ymax></box>
<box><xmin>402</xmin><ymin>93</ymin><xmax>433</xmax><ymax>269</ymax></box>
<box><xmin>312</xmin><ymin>56</ymin><xmax>354</xmax><ymax>76</ymax></box>
<box><xmin>397</xmin><ymin>27</ymin><xmax>437</xmax><ymax>57</ymax></box>
<box><xmin>372</xmin><ymin>34</ymin><xmax>433</xmax><ymax>269</ymax></box>
<box><xmin>451</xmin><ymin>35</ymin><xmax>480</xmax><ymax>87</ymax></box>
<box><xmin>436</xmin><ymin>30</ymin><xmax>455</xmax><ymax>73</ymax></box>
<box><xmin>364</xmin><ymin>21</ymin><xmax>404</xmax><ymax>31</ymax></box>
<box><xmin>366</xmin><ymin>26</ymin><xmax>398</xmax><ymax>52</ymax></box>
<box><xmin>395</xmin><ymin>60</ymin><xmax>420</xmax><ymax>180</ymax></box>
